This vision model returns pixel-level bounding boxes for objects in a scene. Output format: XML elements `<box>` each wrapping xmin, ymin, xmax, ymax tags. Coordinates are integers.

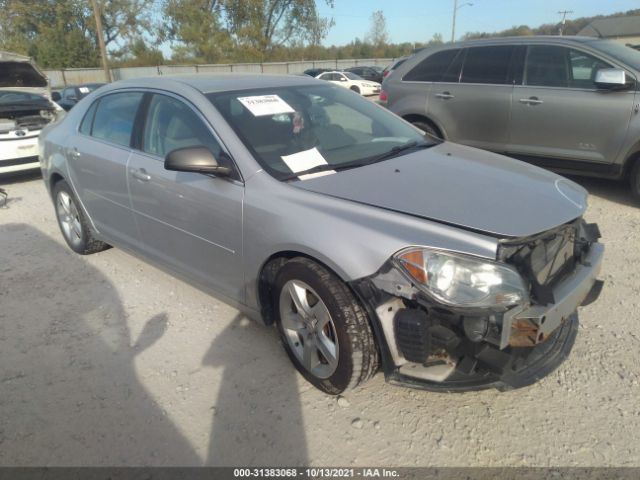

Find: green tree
<box><xmin>163</xmin><ymin>0</ymin><xmax>334</xmax><ymax>62</ymax></box>
<box><xmin>0</xmin><ymin>0</ymin><xmax>155</xmax><ymax>67</ymax></box>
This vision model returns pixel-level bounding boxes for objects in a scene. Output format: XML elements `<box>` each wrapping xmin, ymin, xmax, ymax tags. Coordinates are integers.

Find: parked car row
<box><xmin>39</xmin><ymin>70</ymin><xmax>604</xmax><ymax>394</ymax></box>
<box><xmin>381</xmin><ymin>36</ymin><xmax>640</xmax><ymax>199</ymax></box>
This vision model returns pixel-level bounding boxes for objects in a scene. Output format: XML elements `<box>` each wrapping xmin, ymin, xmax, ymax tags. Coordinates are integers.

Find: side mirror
<box><xmin>51</xmin><ymin>91</ymin><xmax>61</xmax><ymax>102</ymax></box>
<box><xmin>595</xmin><ymin>68</ymin><xmax>631</xmax><ymax>89</ymax></box>
<box><xmin>164</xmin><ymin>146</ymin><xmax>232</xmax><ymax>177</ymax></box>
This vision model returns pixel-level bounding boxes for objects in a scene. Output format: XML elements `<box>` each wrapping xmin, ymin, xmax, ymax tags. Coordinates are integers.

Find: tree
<box><xmin>366</xmin><ymin>10</ymin><xmax>388</xmax><ymax>48</ymax></box>
<box><xmin>162</xmin><ymin>0</ymin><xmax>234</xmax><ymax>63</ymax></box>
<box><xmin>426</xmin><ymin>32</ymin><xmax>443</xmax><ymax>46</ymax></box>
<box><xmin>0</xmin><ymin>0</ymin><xmax>155</xmax><ymax>67</ymax></box>
<box><xmin>163</xmin><ymin>0</ymin><xmax>335</xmax><ymax>62</ymax></box>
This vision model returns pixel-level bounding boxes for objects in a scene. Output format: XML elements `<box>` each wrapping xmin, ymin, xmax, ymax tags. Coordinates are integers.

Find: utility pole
<box><xmin>451</xmin><ymin>0</ymin><xmax>473</xmax><ymax>43</ymax></box>
<box><xmin>90</xmin><ymin>0</ymin><xmax>112</xmax><ymax>82</ymax></box>
<box><xmin>557</xmin><ymin>10</ymin><xmax>573</xmax><ymax>36</ymax></box>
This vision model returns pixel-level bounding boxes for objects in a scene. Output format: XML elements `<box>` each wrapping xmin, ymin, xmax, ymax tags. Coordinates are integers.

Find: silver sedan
<box><xmin>40</xmin><ymin>74</ymin><xmax>603</xmax><ymax>394</ymax></box>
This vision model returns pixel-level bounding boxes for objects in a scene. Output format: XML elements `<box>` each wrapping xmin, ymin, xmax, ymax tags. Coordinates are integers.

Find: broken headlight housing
<box><xmin>395</xmin><ymin>248</ymin><xmax>529</xmax><ymax>309</ymax></box>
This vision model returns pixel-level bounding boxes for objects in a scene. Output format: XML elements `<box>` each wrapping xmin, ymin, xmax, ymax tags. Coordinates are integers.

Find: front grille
<box><xmin>498</xmin><ymin>221</ymin><xmax>579</xmax><ymax>304</ymax></box>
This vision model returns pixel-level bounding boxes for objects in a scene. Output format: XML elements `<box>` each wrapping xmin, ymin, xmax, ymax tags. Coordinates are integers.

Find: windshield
<box><xmin>0</xmin><ymin>90</ymin><xmax>49</xmax><ymax>105</ymax></box>
<box><xmin>343</xmin><ymin>72</ymin><xmax>362</xmax><ymax>80</ymax></box>
<box><xmin>588</xmin><ymin>39</ymin><xmax>640</xmax><ymax>71</ymax></box>
<box><xmin>208</xmin><ymin>84</ymin><xmax>431</xmax><ymax>180</ymax></box>
<box><xmin>0</xmin><ymin>61</ymin><xmax>47</xmax><ymax>88</ymax></box>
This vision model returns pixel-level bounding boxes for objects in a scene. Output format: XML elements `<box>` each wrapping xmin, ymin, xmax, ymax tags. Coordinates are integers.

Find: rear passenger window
<box><xmin>142</xmin><ymin>94</ymin><xmax>222</xmax><ymax>159</ymax></box>
<box><xmin>91</xmin><ymin>92</ymin><xmax>143</xmax><ymax>147</ymax></box>
<box><xmin>404</xmin><ymin>49</ymin><xmax>461</xmax><ymax>82</ymax></box>
<box><xmin>461</xmin><ymin>46</ymin><xmax>514</xmax><ymax>84</ymax></box>
<box><xmin>525</xmin><ymin>45</ymin><xmax>568</xmax><ymax>87</ymax></box>
<box><xmin>79</xmin><ymin>100</ymin><xmax>98</xmax><ymax>135</ymax></box>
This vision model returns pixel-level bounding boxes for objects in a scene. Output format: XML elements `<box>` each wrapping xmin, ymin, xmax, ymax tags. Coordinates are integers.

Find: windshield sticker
<box><xmin>281</xmin><ymin>147</ymin><xmax>335</xmax><ymax>180</ymax></box>
<box><xmin>238</xmin><ymin>94</ymin><xmax>295</xmax><ymax>117</ymax></box>
<box><xmin>78</xmin><ymin>87</ymin><xmax>90</xmax><ymax>94</ymax></box>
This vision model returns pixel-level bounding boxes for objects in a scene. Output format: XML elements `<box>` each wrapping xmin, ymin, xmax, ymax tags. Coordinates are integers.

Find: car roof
<box><xmin>446</xmin><ymin>35</ymin><xmax>603</xmax><ymax>48</ymax></box>
<box><xmin>111</xmin><ymin>73</ymin><xmax>319</xmax><ymax>94</ymax></box>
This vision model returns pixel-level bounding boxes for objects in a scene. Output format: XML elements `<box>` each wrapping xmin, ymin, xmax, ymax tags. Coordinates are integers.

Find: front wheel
<box><xmin>274</xmin><ymin>258</ymin><xmax>379</xmax><ymax>394</ymax></box>
<box><xmin>53</xmin><ymin>180</ymin><xmax>110</xmax><ymax>255</ymax></box>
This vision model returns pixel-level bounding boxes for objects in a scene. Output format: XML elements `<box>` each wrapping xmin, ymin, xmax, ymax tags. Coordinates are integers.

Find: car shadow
<box><xmin>565</xmin><ymin>175</ymin><xmax>638</xmax><ymax>208</ymax></box>
<box><xmin>0</xmin><ymin>170</ymin><xmax>41</xmax><ymax>186</ymax></box>
<box><xmin>0</xmin><ymin>223</ymin><xmax>309</xmax><ymax>466</ymax></box>
<box><xmin>203</xmin><ymin>313</ymin><xmax>309</xmax><ymax>466</ymax></box>
<box><xmin>0</xmin><ymin>223</ymin><xmax>200</xmax><ymax>465</ymax></box>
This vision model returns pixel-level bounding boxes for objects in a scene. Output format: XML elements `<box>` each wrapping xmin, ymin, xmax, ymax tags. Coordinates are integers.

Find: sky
<box><xmin>316</xmin><ymin>0</ymin><xmax>640</xmax><ymax>45</ymax></box>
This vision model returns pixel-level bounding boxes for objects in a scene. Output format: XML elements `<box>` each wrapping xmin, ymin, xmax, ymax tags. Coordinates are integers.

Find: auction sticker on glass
<box><xmin>238</xmin><ymin>95</ymin><xmax>295</xmax><ymax>116</ymax></box>
<box><xmin>281</xmin><ymin>147</ymin><xmax>335</xmax><ymax>180</ymax></box>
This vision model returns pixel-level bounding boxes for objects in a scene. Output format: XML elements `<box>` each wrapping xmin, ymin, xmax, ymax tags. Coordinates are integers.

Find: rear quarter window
<box><xmin>404</xmin><ymin>49</ymin><xmax>460</xmax><ymax>82</ymax></box>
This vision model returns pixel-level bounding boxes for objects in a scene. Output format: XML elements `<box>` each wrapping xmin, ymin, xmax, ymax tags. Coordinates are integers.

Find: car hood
<box><xmin>292</xmin><ymin>142</ymin><xmax>587</xmax><ymax>238</ymax></box>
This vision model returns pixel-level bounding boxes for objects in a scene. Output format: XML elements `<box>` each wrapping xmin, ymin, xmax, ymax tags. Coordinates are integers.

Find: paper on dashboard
<box><xmin>281</xmin><ymin>147</ymin><xmax>335</xmax><ymax>180</ymax></box>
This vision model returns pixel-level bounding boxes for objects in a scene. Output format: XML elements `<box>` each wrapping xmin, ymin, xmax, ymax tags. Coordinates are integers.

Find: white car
<box><xmin>315</xmin><ymin>71</ymin><xmax>381</xmax><ymax>96</ymax></box>
<box><xmin>0</xmin><ymin>51</ymin><xmax>63</xmax><ymax>175</ymax></box>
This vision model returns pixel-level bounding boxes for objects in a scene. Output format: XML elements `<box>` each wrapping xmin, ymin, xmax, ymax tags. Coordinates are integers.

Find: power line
<box><xmin>557</xmin><ymin>10</ymin><xmax>573</xmax><ymax>36</ymax></box>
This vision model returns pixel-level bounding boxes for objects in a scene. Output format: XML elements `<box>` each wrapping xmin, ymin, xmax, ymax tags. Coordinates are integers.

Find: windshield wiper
<box><xmin>280</xmin><ymin>140</ymin><xmax>435</xmax><ymax>182</ymax></box>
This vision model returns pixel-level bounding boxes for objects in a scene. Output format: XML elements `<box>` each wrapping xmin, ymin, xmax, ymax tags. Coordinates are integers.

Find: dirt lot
<box><xmin>1</xmin><ymin>171</ymin><xmax>639</xmax><ymax>467</ymax></box>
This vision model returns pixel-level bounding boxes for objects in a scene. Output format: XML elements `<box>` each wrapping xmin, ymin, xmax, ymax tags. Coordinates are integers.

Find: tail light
<box><xmin>379</xmin><ymin>90</ymin><xmax>388</xmax><ymax>104</ymax></box>
<box><xmin>383</xmin><ymin>70</ymin><xmax>389</xmax><ymax>77</ymax></box>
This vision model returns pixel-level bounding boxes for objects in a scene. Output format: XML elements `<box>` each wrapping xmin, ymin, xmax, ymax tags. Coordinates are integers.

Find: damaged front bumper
<box><xmin>350</xmin><ymin>232</ymin><xmax>604</xmax><ymax>392</ymax></box>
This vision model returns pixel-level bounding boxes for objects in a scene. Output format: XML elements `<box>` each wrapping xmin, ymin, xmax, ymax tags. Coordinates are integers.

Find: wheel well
<box><xmin>402</xmin><ymin>114</ymin><xmax>444</xmax><ymax>138</ymax></box>
<box><xmin>49</xmin><ymin>172</ymin><xmax>64</xmax><ymax>196</ymax></box>
<box><xmin>623</xmin><ymin>151</ymin><xmax>640</xmax><ymax>179</ymax></box>
<box><xmin>350</xmin><ymin>85</ymin><xmax>360</xmax><ymax>92</ymax></box>
<box><xmin>257</xmin><ymin>251</ymin><xmax>346</xmax><ymax>325</ymax></box>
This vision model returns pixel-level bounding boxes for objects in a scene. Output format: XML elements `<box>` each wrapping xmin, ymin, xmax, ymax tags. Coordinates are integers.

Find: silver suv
<box><xmin>381</xmin><ymin>36</ymin><xmax>640</xmax><ymax>199</ymax></box>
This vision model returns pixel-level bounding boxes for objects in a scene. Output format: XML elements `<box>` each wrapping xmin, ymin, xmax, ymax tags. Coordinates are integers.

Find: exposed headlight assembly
<box><xmin>395</xmin><ymin>248</ymin><xmax>529</xmax><ymax>309</ymax></box>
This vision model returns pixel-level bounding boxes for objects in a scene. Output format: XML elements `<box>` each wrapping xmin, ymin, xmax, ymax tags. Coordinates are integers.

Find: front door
<box><xmin>508</xmin><ymin>44</ymin><xmax>635</xmax><ymax>166</ymax></box>
<box><xmin>127</xmin><ymin>93</ymin><xmax>245</xmax><ymax>301</ymax></box>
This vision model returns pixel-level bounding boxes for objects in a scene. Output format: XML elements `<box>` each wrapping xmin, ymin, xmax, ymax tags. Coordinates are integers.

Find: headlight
<box><xmin>395</xmin><ymin>248</ymin><xmax>529</xmax><ymax>308</ymax></box>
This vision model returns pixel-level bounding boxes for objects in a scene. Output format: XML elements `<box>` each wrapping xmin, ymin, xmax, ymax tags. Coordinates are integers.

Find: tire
<box><xmin>630</xmin><ymin>159</ymin><xmax>640</xmax><ymax>202</ymax></box>
<box><xmin>350</xmin><ymin>85</ymin><xmax>361</xmax><ymax>95</ymax></box>
<box><xmin>412</xmin><ymin>120</ymin><xmax>443</xmax><ymax>140</ymax></box>
<box><xmin>273</xmin><ymin>257</ymin><xmax>379</xmax><ymax>394</ymax></box>
<box><xmin>53</xmin><ymin>180</ymin><xmax>109</xmax><ymax>255</ymax></box>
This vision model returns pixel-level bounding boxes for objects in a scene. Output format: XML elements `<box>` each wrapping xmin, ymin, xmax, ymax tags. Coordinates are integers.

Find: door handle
<box><xmin>519</xmin><ymin>97</ymin><xmax>544</xmax><ymax>105</ymax></box>
<box><xmin>435</xmin><ymin>92</ymin><xmax>455</xmax><ymax>99</ymax></box>
<box><xmin>69</xmin><ymin>148</ymin><xmax>81</xmax><ymax>158</ymax></box>
<box><xmin>131</xmin><ymin>168</ymin><xmax>151</xmax><ymax>182</ymax></box>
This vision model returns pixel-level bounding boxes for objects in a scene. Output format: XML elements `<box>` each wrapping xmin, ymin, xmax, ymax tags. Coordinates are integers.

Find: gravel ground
<box><xmin>1</xmin><ymin>171</ymin><xmax>639</xmax><ymax>467</ymax></box>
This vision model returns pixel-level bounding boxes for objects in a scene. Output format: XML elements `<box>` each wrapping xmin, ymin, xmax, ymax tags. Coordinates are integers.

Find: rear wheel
<box><xmin>350</xmin><ymin>85</ymin><xmax>361</xmax><ymax>95</ymax></box>
<box><xmin>274</xmin><ymin>258</ymin><xmax>378</xmax><ymax>394</ymax></box>
<box><xmin>53</xmin><ymin>180</ymin><xmax>109</xmax><ymax>255</ymax></box>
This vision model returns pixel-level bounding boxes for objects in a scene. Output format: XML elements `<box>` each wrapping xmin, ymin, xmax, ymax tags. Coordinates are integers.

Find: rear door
<box><xmin>127</xmin><ymin>92</ymin><xmax>244</xmax><ymax>301</ymax></box>
<box><xmin>425</xmin><ymin>45</ymin><xmax>516</xmax><ymax>151</ymax></box>
<box><xmin>507</xmin><ymin>44</ymin><xmax>635</xmax><ymax>166</ymax></box>
<box><xmin>66</xmin><ymin>91</ymin><xmax>144</xmax><ymax>249</ymax></box>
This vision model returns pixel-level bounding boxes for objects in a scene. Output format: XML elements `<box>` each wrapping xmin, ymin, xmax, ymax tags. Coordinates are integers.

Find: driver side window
<box><xmin>142</xmin><ymin>94</ymin><xmax>222</xmax><ymax>159</ymax></box>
